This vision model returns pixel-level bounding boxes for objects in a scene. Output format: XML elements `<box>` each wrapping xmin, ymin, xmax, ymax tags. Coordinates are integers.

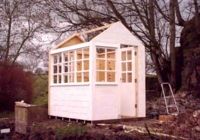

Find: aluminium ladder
<box><xmin>161</xmin><ymin>82</ymin><xmax>179</xmax><ymax>115</ymax></box>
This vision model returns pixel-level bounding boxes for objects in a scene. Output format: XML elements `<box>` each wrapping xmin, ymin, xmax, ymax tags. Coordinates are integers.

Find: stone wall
<box><xmin>180</xmin><ymin>14</ymin><xmax>200</xmax><ymax>96</ymax></box>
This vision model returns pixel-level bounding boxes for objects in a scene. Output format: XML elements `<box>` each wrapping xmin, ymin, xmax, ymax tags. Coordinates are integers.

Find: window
<box><xmin>121</xmin><ymin>49</ymin><xmax>132</xmax><ymax>83</ymax></box>
<box><xmin>96</xmin><ymin>47</ymin><xmax>116</xmax><ymax>82</ymax></box>
<box><xmin>53</xmin><ymin>53</ymin><xmax>62</xmax><ymax>84</ymax></box>
<box><xmin>76</xmin><ymin>48</ymin><xmax>90</xmax><ymax>83</ymax></box>
<box><xmin>52</xmin><ymin>47</ymin><xmax>90</xmax><ymax>84</ymax></box>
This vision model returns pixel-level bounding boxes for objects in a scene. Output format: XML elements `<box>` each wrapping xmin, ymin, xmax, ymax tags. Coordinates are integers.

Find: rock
<box><xmin>193</xmin><ymin>110</ymin><xmax>200</xmax><ymax>118</ymax></box>
<box><xmin>109</xmin><ymin>125</ymin><xmax>124</xmax><ymax>132</ymax></box>
<box><xmin>193</xmin><ymin>126</ymin><xmax>200</xmax><ymax>132</ymax></box>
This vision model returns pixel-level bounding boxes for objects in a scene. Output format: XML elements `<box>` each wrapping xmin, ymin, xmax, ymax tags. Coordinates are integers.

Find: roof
<box><xmin>53</xmin><ymin>21</ymin><xmax>143</xmax><ymax>49</ymax></box>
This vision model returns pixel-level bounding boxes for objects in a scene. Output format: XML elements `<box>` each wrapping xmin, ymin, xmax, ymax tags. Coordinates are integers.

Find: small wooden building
<box><xmin>48</xmin><ymin>22</ymin><xmax>145</xmax><ymax>121</ymax></box>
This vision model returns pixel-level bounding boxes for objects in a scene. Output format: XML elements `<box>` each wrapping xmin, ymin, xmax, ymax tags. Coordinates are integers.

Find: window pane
<box><xmin>77</xmin><ymin>72</ymin><xmax>82</xmax><ymax>82</ymax></box>
<box><xmin>53</xmin><ymin>55</ymin><xmax>57</xmax><ymax>64</ymax></box>
<box><xmin>107</xmin><ymin>72</ymin><xmax>115</xmax><ymax>82</ymax></box>
<box><xmin>127</xmin><ymin>62</ymin><xmax>132</xmax><ymax>71</ymax></box>
<box><xmin>84</xmin><ymin>60</ymin><xmax>89</xmax><ymax>70</ymax></box>
<box><xmin>96</xmin><ymin>48</ymin><xmax>105</xmax><ymax>58</ymax></box>
<box><xmin>107</xmin><ymin>60</ymin><xmax>115</xmax><ymax>70</ymax></box>
<box><xmin>69</xmin><ymin>73</ymin><xmax>74</xmax><ymax>82</ymax></box>
<box><xmin>83</xmin><ymin>48</ymin><xmax>89</xmax><ymax>59</ymax></box>
<box><xmin>84</xmin><ymin>72</ymin><xmax>89</xmax><ymax>82</ymax></box>
<box><xmin>53</xmin><ymin>66</ymin><xmax>57</xmax><ymax>73</ymax></box>
<box><xmin>128</xmin><ymin>73</ymin><xmax>132</xmax><ymax>82</ymax></box>
<box><xmin>59</xmin><ymin>55</ymin><xmax>62</xmax><ymax>63</ymax></box>
<box><xmin>107</xmin><ymin>49</ymin><xmax>115</xmax><ymax>59</ymax></box>
<box><xmin>127</xmin><ymin>50</ymin><xmax>132</xmax><ymax>60</ymax></box>
<box><xmin>53</xmin><ymin>75</ymin><xmax>57</xmax><ymax>83</ymax></box>
<box><xmin>64</xmin><ymin>52</ymin><xmax>68</xmax><ymax>62</ymax></box>
<box><xmin>121</xmin><ymin>51</ymin><xmax>126</xmax><ymax>61</ymax></box>
<box><xmin>64</xmin><ymin>64</ymin><xmax>68</xmax><ymax>72</ymax></box>
<box><xmin>58</xmin><ymin>65</ymin><xmax>62</xmax><ymax>73</ymax></box>
<box><xmin>69</xmin><ymin>62</ymin><xmax>74</xmax><ymax>72</ymax></box>
<box><xmin>58</xmin><ymin>75</ymin><xmax>62</xmax><ymax>83</ymax></box>
<box><xmin>69</xmin><ymin>51</ymin><xmax>74</xmax><ymax>61</ymax></box>
<box><xmin>122</xmin><ymin>63</ymin><xmax>126</xmax><ymax>71</ymax></box>
<box><xmin>64</xmin><ymin>75</ymin><xmax>68</xmax><ymax>83</ymax></box>
<box><xmin>77</xmin><ymin>61</ymin><xmax>82</xmax><ymax>71</ymax></box>
<box><xmin>96</xmin><ymin>71</ymin><xmax>105</xmax><ymax>82</ymax></box>
<box><xmin>77</xmin><ymin>49</ymin><xmax>82</xmax><ymax>60</ymax></box>
<box><xmin>96</xmin><ymin>60</ymin><xmax>105</xmax><ymax>70</ymax></box>
<box><xmin>122</xmin><ymin>73</ymin><xmax>126</xmax><ymax>82</ymax></box>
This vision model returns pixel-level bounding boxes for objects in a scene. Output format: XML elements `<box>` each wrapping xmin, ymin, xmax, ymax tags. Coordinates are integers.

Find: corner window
<box><xmin>53</xmin><ymin>53</ymin><xmax>62</xmax><ymax>84</ymax></box>
<box><xmin>52</xmin><ymin>47</ymin><xmax>90</xmax><ymax>84</ymax></box>
<box><xmin>96</xmin><ymin>47</ymin><xmax>116</xmax><ymax>82</ymax></box>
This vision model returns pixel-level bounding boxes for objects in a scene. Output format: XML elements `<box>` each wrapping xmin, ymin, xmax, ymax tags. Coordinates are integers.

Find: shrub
<box><xmin>32</xmin><ymin>74</ymin><xmax>48</xmax><ymax>106</ymax></box>
<box><xmin>0</xmin><ymin>62</ymin><xmax>33</xmax><ymax>111</ymax></box>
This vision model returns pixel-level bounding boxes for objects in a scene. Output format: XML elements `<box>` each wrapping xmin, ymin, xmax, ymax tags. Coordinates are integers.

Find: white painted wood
<box><xmin>92</xmin><ymin>85</ymin><xmax>120</xmax><ymax>120</ymax></box>
<box><xmin>49</xmin><ymin>85</ymin><xmax>92</xmax><ymax>120</ymax></box>
<box><xmin>91</xmin><ymin>22</ymin><xmax>143</xmax><ymax>47</ymax></box>
<box><xmin>48</xmin><ymin>21</ymin><xmax>146</xmax><ymax>120</ymax></box>
<box><xmin>119</xmin><ymin>47</ymin><xmax>136</xmax><ymax>117</ymax></box>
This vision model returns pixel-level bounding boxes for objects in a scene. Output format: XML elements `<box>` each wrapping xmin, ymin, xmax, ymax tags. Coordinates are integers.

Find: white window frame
<box><xmin>95</xmin><ymin>46</ymin><xmax>117</xmax><ymax>85</ymax></box>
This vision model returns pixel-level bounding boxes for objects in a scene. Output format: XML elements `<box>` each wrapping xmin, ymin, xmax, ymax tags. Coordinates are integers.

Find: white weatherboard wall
<box><xmin>92</xmin><ymin>85</ymin><xmax>120</xmax><ymax>120</ymax></box>
<box><xmin>49</xmin><ymin>85</ymin><xmax>92</xmax><ymax>120</ymax></box>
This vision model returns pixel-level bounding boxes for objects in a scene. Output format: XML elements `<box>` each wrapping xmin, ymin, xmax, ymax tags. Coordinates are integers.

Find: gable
<box><xmin>57</xmin><ymin>36</ymin><xmax>84</xmax><ymax>49</ymax></box>
<box><xmin>91</xmin><ymin>21</ymin><xmax>143</xmax><ymax>46</ymax></box>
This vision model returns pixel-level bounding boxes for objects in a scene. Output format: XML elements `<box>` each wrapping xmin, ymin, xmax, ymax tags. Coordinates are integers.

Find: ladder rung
<box><xmin>167</xmin><ymin>105</ymin><xmax>177</xmax><ymax>108</ymax></box>
<box><xmin>165</xmin><ymin>96</ymin><xmax>172</xmax><ymax>99</ymax></box>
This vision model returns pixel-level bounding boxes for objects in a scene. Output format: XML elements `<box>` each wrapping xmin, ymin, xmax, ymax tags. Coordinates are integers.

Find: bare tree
<box><xmin>0</xmin><ymin>0</ymin><xmax>49</xmax><ymax>65</ymax></box>
<box><xmin>44</xmin><ymin>0</ymin><xmax>199</xmax><ymax>89</ymax></box>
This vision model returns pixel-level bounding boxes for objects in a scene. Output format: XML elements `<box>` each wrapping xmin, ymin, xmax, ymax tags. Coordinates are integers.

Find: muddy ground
<box><xmin>1</xmin><ymin>91</ymin><xmax>200</xmax><ymax>140</ymax></box>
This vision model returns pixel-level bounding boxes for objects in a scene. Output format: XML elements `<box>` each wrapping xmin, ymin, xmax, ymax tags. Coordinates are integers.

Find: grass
<box><xmin>55</xmin><ymin>124</ymin><xmax>87</xmax><ymax>140</ymax></box>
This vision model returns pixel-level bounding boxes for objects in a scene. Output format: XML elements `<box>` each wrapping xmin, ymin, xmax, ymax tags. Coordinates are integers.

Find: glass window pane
<box><xmin>122</xmin><ymin>73</ymin><xmax>126</xmax><ymax>83</ymax></box>
<box><xmin>121</xmin><ymin>51</ymin><xmax>126</xmax><ymax>61</ymax></box>
<box><xmin>83</xmin><ymin>48</ymin><xmax>89</xmax><ymax>59</ymax></box>
<box><xmin>69</xmin><ymin>73</ymin><xmax>74</xmax><ymax>82</ymax></box>
<box><xmin>58</xmin><ymin>65</ymin><xmax>62</xmax><ymax>73</ymax></box>
<box><xmin>96</xmin><ymin>71</ymin><xmax>105</xmax><ymax>82</ymax></box>
<box><xmin>96</xmin><ymin>60</ymin><xmax>105</xmax><ymax>70</ymax></box>
<box><xmin>127</xmin><ymin>62</ymin><xmax>132</xmax><ymax>71</ymax></box>
<box><xmin>127</xmin><ymin>50</ymin><xmax>132</xmax><ymax>60</ymax></box>
<box><xmin>77</xmin><ymin>72</ymin><xmax>82</xmax><ymax>82</ymax></box>
<box><xmin>58</xmin><ymin>75</ymin><xmax>62</xmax><ymax>83</ymax></box>
<box><xmin>107</xmin><ymin>72</ymin><xmax>115</xmax><ymax>82</ymax></box>
<box><xmin>107</xmin><ymin>49</ymin><xmax>115</xmax><ymax>59</ymax></box>
<box><xmin>84</xmin><ymin>60</ymin><xmax>89</xmax><ymax>70</ymax></box>
<box><xmin>53</xmin><ymin>75</ymin><xmax>57</xmax><ymax>83</ymax></box>
<box><xmin>84</xmin><ymin>72</ymin><xmax>89</xmax><ymax>82</ymax></box>
<box><xmin>69</xmin><ymin>62</ymin><xmax>74</xmax><ymax>72</ymax></box>
<box><xmin>69</xmin><ymin>51</ymin><xmax>74</xmax><ymax>61</ymax></box>
<box><xmin>107</xmin><ymin>60</ymin><xmax>115</xmax><ymax>70</ymax></box>
<box><xmin>53</xmin><ymin>55</ymin><xmax>57</xmax><ymax>64</ymax></box>
<box><xmin>128</xmin><ymin>73</ymin><xmax>132</xmax><ymax>82</ymax></box>
<box><xmin>59</xmin><ymin>55</ymin><xmax>62</xmax><ymax>63</ymax></box>
<box><xmin>77</xmin><ymin>49</ymin><xmax>82</xmax><ymax>60</ymax></box>
<box><xmin>122</xmin><ymin>63</ymin><xmax>126</xmax><ymax>71</ymax></box>
<box><xmin>64</xmin><ymin>52</ymin><xmax>68</xmax><ymax>62</ymax></box>
<box><xmin>64</xmin><ymin>75</ymin><xmax>68</xmax><ymax>83</ymax></box>
<box><xmin>53</xmin><ymin>66</ymin><xmax>57</xmax><ymax>73</ymax></box>
<box><xmin>77</xmin><ymin>61</ymin><xmax>82</xmax><ymax>71</ymax></box>
<box><xmin>64</xmin><ymin>64</ymin><xmax>68</xmax><ymax>72</ymax></box>
<box><xmin>96</xmin><ymin>48</ymin><xmax>105</xmax><ymax>58</ymax></box>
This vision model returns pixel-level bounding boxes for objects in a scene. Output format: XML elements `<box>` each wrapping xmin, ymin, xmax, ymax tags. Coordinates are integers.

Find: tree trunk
<box><xmin>169</xmin><ymin>0</ymin><xmax>176</xmax><ymax>89</ymax></box>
